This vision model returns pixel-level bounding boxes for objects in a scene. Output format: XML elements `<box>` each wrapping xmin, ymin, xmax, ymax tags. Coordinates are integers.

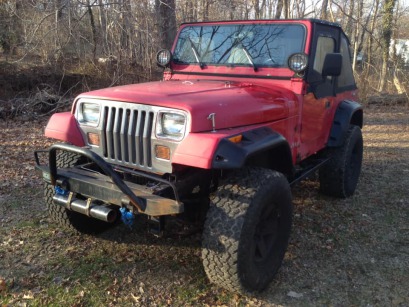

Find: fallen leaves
<box><xmin>0</xmin><ymin>278</ymin><xmax>7</xmax><ymax>293</ymax></box>
<box><xmin>287</xmin><ymin>290</ymin><xmax>303</xmax><ymax>299</ymax></box>
<box><xmin>1</xmin><ymin>106</ymin><xmax>409</xmax><ymax>306</ymax></box>
<box><xmin>22</xmin><ymin>292</ymin><xmax>34</xmax><ymax>299</ymax></box>
<box><xmin>0</xmin><ymin>118</ymin><xmax>51</xmax><ymax>197</ymax></box>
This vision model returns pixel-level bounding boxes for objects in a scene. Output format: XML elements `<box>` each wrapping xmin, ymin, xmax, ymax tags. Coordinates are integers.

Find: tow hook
<box><xmin>120</xmin><ymin>207</ymin><xmax>135</xmax><ymax>229</ymax></box>
<box><xmin>148</xmin><ymin>216</ymin><xmax>165</xmax><ymax>237</ymax></box>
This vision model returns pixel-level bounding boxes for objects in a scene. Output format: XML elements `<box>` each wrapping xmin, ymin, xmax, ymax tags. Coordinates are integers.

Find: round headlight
<box><xmin>156</xmin><ymin>49</ymin><xmax>172</xmax><ymax>67</ymax></box>
<box><xmin>288</xmin><ymin>53</ymin><xmax>308</xmax><ymax>73</ymax></box>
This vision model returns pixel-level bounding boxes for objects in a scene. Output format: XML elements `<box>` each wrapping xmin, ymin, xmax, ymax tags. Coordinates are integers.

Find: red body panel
<box><xmin>77</xmin><ymin>79</ymin><xmax>301</xmax><ymax>168</ymax></box>
<box><xmin>77</xmin><ymin>80</ymin><xmax>298</xmax><ymax>133</ymax></box>
<box><xmin>299</xmin><ymin>90</ymin><xmax>358</xmax><ymax>160</ymax></box>
<box><xmin>45</xmin><ymin>112</ymin><xmax>85</xmax><ymax>146</ymax></box>
<box><xmin>173</xmin><ymin>118</ymin><xmax>293</xmax><ymax>168</ymax></box>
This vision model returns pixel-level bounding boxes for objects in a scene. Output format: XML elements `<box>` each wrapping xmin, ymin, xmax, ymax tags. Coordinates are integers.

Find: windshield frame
<box><xmin>171</xmin><ymin>22</ymin><xmax>307</xmax><ymax>72</ymax></box>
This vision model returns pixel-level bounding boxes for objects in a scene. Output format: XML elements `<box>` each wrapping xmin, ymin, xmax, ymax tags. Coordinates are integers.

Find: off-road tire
<box><xmin>44</xmin><ymin>151</ymin><xmax>114</xmax><ymax>234</ymax></box>
<box><xmin>202</xmin><ymin>167</ymin><xmax>292</xmax><ymax>293</ymax></box>
<box><xmin>319</xmin><ymin>125</ymin><xmax>363</xmax><ymax>198</ymax></box>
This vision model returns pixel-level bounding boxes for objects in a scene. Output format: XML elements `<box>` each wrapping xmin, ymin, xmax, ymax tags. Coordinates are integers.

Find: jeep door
<box><xmin>300</xmin><ymin>24</ymin><xmax>343</xmax><ymax>158</ymax></box>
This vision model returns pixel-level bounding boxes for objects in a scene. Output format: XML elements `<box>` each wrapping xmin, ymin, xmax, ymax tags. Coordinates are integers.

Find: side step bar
<box><xmin>289</xmin><ymin>158</ymin><xmax>330</xmax><ymax>186</ymax></box>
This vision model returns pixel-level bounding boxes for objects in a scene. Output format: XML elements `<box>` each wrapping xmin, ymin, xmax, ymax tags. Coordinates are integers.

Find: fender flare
<box><xmin>211</xmin><ymin>127</ymin><xmax>294</xmax><ymax>176</ymax></box>
<box><xmin>44</xmin><ymin>112</ymin><xmax>85</xmax><ymax>147</ymax></box>
<box><xmin>327</xmin><ymin>100</ymin><xmax>363</xmax><ymax>147</ymax></box>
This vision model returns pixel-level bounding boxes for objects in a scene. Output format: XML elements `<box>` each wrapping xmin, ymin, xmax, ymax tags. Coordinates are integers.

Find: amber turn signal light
<box><xmin>155</xmin><ymin>145</ymin><xmax>170</xmax><ymax>160</ymax></box>
<box><xmin>87</xmin><ymin>132</ymin><xmax>100</xmax><ymax>146</ymax></box>
<box><xmin>228</xmin><ymin>134</ymin><xmax>242</xmax><ymax>143</ymax></box>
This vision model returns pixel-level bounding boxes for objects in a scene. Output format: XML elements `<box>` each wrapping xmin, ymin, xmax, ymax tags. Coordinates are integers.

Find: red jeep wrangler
<box><xmin>35</xmin><ymin>19</ymin><xmax>363</xmax><ymax>293</ymax></box>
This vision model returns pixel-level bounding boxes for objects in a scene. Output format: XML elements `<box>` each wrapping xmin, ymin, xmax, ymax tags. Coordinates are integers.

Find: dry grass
<box><xmin>0</xmin><ymin>105</ymin><xmax>408</xmax><ymax>306</ymax></box>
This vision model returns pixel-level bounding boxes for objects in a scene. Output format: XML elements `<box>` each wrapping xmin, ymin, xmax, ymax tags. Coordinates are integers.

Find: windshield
<box><xmin>173</xmin><ymin>24</ymin><xmax>306</xmax><ymax>69</ymax></box>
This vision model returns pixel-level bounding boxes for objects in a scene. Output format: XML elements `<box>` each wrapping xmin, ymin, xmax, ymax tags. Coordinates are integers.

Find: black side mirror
<box><xmin>322</xmin><ymin>53</ymin><xmax>342</xmax><ymax>77</ymax></box>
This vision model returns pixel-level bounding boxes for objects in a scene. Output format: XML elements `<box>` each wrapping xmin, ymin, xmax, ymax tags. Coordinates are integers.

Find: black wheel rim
<box><xmin>253</xmin><ymin>204</ymin><xmax>279</xmax><ymax>263</ymax></box>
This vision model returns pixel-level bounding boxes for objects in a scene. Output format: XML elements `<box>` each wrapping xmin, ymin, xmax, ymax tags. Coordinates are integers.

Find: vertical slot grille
<box><xmin>101</xmin><ymin>106</ymin><xmax>154</xmax><ymax>168</ymax></box>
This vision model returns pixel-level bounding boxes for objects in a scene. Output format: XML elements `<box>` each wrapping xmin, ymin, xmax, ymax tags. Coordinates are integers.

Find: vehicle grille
<box><xmin>100</xmin><ymin>106</ymin><xmax>155</xmax><ymax>167</ymax></box>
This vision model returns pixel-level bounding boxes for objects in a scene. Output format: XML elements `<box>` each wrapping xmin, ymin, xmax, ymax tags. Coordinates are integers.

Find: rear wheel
<box><xmin>44</xmin><ymin>151</ymin><xmax>115</xmax><ymax>234</ymax></box>
<box><xmin>202</xmin><ymin>167</ymin><xmax>292</xmax><ymax>293</ymax></box>
<box><xmin>319</xmin><ymin>125</ymin><xmax>363</xmax><ymax>198</ymax></box>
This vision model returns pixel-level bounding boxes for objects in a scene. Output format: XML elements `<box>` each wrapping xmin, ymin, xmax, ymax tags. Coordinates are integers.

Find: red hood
<box><xmin>77</xmin><ymin>80</ymin><xmax>296</xmax><ymax>132</ymax></box>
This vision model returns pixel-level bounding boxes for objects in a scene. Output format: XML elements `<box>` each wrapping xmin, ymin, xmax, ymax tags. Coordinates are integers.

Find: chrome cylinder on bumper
<box><xmin>53</xmin><ymin>193</ymin><xmax>117</xmax><ymax>223</ymax></box>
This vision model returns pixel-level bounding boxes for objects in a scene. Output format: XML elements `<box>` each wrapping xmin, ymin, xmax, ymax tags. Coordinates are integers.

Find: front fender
<box><xmin>328</xmin><ymin>100</ymin><xmax>363</xmax><ymax>147</ymax></box>
<box><xmin>44</xmin><ymin>112</ymin><xmax>85</xmax><ymax>147</ymax></box>
<box><xmin>212</xmin><ymin>127</ymin><xmax>293</xmax><ymax>174</ymax></box>
<box><xmin>172</xmin><ymin>126</ymin><xmax>293</xmax><ymax>175</ymax></box>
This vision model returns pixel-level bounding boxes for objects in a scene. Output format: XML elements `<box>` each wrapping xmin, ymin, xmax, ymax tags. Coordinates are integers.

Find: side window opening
<box><xmin>309</xmin><ymin>36</ymin><xmax>335</xmax><ymax>84</ymax></box>
<box><xmin>337</xmin><ymin>35</ymin><xmax>356</xmax><ymax>90</ymax></box>
<box><xmin>308</xmin><ymin>35</ymin><xmax>336</xmax><ymax>98</ymax></box>
<box><xmin>314</xmin><ymin>36</ymin><xmax>335</xmax><ymax>74</ymax></box>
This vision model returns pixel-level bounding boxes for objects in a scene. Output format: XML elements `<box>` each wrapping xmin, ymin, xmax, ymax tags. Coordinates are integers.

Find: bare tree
<box><xmin>366</xmin><ymin>0</ymin><xmax>381</xmax><ymax>68</ymax></box>
<box><xmin>98</xmin><ymin>0</ymin><xmax>108</xmax><ymax>53</ymax></box>
<box><xmin>379</xmin><ymin>0</ymin><xmax>397</xmax><ymax>92</ymax></box>
<box><xmin>283</xmin><ymin>0</ymin><xmax>289</xmax><ymax>18</ymax></box>
<box><xmin>0</xmin><ymin>0</ymin><xmax>408</xmax><ymax>100</ymax></box>
<box><xmin>321</xmin><ymin>0</ymin><xmax>328</xmax><ymax>20</ymax></box>
<box><xmin>86</xmin><ymin>0</ymin><xmax>97</xmax><ymax>61</ymax></box>
<box><xmin>275</xmin><ymin>0</ymin><xmax>283</xmax><ymax>18</ymax></box>
<box><xmin>156</xmin><ymin>0</ymin><xmax>177</xmax><ymax>49</ymax></box>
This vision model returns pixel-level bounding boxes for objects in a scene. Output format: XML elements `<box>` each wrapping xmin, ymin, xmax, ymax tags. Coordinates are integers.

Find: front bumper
<box><xmin>34</xmin><ymin>143</ymin><xmax>183</xmax><ymax>216</ymax></box>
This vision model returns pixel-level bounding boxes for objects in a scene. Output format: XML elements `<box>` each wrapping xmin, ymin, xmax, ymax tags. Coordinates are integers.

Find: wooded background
<box><xmin>0</xmin><ymin>0</ymin><xmax>408</xmax><ymax>109</ymax></box>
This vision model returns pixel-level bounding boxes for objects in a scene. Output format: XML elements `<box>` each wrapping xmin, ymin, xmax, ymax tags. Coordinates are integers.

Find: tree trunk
<box><xmin>345</xmin><ymin>0</ymin><xmax>354</xmax><ymax>39</ymax></box>
<box><xmin>283</xmin><ymin>0</ymin><xmax>289</xmax><ymax>19</ymax></box>
<box><xmin>186</xmin><ymin>0</ymin><xmax>194</xmax><ymax>21</ymax></box>
<box><xmin>260</xmin><ymin>0</ymin><xmax>266</xmax><ymax>18</ymax></box>
<box><xmin>199</xmin><ymin>0</ymin><xmax>208</xmax><ymax>21</ymax></box>
<box><xmin>321</xmin><ymin>0</ymin><xmax>328</xmax><ymax>20</ymax></box>
<box><xmin>98</xmin><ymin>0</ymin><xmax>108</xmax><ymax>54</ymax></box>
<box><xmin>244</xmin><ymin>0</ymin><xmax>251</xmax><ymax>19</ymax></box>
<box><xmin>254</xmin><ymin>0</ymin><xmax>260</xmax><ymax>19</ymax></box>
<box><xmin>10</xmin><ymin>0</ymin><xmax>23</xmax><ymax>55</ymax></box>
<box><xmin>351</xmin><ymin>0</ymin><xmax>364</xmax><ymax>72</ymax></box>
<box><xmin>267</xmin><ymin>0</ymin><xmax>273</xmax><ymax>18</ymax></box>
<box><xmin>294</xmin><ymin>0</ymin><xmax>306</xmax><ymax>18</ymax></box>
<box><xmin>86</xmin><ymin>0</ymin><xmax>97</xmax><ymax>61</ymax></box>
<box><xmin>366</xmin><ymin>0</ymin><xmax>380</xmax><ymax>67</ymax></box>
<box><xmin>156</xmin><ymin>0</ymin><xmax>177</xmax><ymax>49</ymax></box>
<box><xmin>275</xmin><ymin>0</ymin><xmax>283</xmax><ymax>19</ymax></box>
<box><xmin>229</xmin><ymin>0</ymin><xmax>235</xmax><ymax>19</ymax></box>
<box><xmin>378</xmin><ymin>0</ymin><xmax>397</xmax><ymax>92</ymax></box>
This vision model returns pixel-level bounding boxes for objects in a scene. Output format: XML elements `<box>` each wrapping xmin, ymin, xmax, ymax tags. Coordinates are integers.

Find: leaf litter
<box><xmin>0</xmin><ymin>105</ymin><xmax>408</xmax><ymax>306</ymax></box>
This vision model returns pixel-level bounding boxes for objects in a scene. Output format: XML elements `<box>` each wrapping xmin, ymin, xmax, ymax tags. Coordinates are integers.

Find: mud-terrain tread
<box><xmin>319</xmin><ymin>125</ymin><xmax>363</xmax><ymax>198</ymax></box>
<box><xmin>202</xmin><ymin>167</ymin><xmax>292</xmax><ymax>293</ymax></box>
<box><xmin>44</xmin><ymin>151</ymin><xmax>113</xmax><ymax>234</ymax></box>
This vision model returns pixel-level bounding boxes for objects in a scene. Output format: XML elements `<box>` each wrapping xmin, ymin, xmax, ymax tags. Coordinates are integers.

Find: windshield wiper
<box><xmin>188</xmin><ymin>37</ymin><xmax>204</xmax><ymax>69</ymax></box>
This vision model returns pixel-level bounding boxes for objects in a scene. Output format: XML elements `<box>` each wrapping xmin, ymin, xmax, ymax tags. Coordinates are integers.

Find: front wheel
<box><xmin>202</xmin><ymin>167</ymin><xmax>292</xmax><ymax>293</ymax></box>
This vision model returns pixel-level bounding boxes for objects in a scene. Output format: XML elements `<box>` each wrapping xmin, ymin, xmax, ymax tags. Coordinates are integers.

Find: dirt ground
<box><xmin>0</xmin><ymin>105</ymin><xmax>408</xmax><ymax>306</ymax></box>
